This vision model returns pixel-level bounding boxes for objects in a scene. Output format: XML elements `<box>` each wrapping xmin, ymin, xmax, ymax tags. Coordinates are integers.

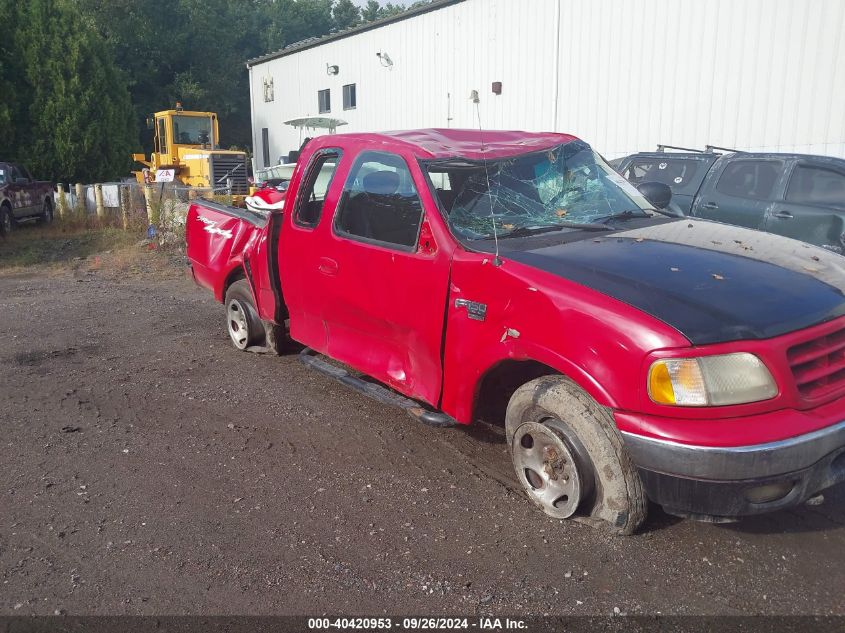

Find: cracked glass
<box><xmin>426</xmin><ymin>140</ymin><xmax>653</xmax><ymax>241</ymax></box>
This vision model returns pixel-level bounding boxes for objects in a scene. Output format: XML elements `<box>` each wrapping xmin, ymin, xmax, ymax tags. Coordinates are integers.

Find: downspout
<box><xmin>551</xmin><ymin>0</ymin><xmax>562</xmax><ymax>131</ymax></box>
<box><xmin>247</xmin><ymin>64</ymin><xmax>257</xmax><ymax>176</ymax></box>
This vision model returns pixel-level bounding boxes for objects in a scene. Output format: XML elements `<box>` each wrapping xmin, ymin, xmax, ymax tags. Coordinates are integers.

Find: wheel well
<box><xmin>222</xmin><ymin>264</ymin><xmax>290</xmax><ymax>321</ymax></box>
<box><xmin>473</xmin><ymin>360</ymin><xmax>560</xmax><ymax>427</ymax></box>
<box><xmin>222</xmin><ymin>266</ymin><xmax>247</xmax><ymax>300</ymax></box>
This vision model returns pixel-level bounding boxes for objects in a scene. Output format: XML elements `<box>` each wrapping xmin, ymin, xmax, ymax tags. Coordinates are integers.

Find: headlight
<box><xmin>648</xmin><ymin>353</ymin><xmax>777</xmax><ymax>407</ymax></box>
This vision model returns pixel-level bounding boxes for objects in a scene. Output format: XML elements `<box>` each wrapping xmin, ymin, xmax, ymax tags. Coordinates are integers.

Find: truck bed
<box><xmin>186</xmin><ymin>199</ymin><xmax>275</xmax><ymax>307</ymax></box>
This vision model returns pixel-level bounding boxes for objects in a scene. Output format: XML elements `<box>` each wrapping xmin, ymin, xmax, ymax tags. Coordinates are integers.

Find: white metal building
<box><xmin>246</xmin><ymin>0</ymin><xmax>845</xmax><ymax>171</ymax></box>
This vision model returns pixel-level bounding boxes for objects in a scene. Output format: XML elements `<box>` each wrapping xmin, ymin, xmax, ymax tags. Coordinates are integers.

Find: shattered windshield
<box><xmin>425</xmin><ymin>140</ymin><xmax>653</xmax><ymax>240</ymax></box>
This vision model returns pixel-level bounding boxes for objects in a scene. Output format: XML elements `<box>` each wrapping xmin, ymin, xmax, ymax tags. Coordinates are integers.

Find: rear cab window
<box><xmin>623</xmin><ymin>157</ymin><xmax>706</xmax><ymax>193</ymax></box>
<box><xmin>786</xmin><ymin>165</ymin><xmax>845</xmax><ymax>208</ymax></box>
<box><xmin>334</xmin><ymin>151</ymin><xmax>424</xmax><ymax>250</ymax></box>
<box><xmin>715</xmin><ymin>160</ymin><xmax>783</xmax><ymax>200</ymax></box>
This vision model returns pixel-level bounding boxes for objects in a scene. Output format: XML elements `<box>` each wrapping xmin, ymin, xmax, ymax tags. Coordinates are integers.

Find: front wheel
<box><xmin>506</xmin><ymin>376</ymin><xmax>647</xmax><ymax>535</ymax></box>
<box><xmin>224</xmin><ymin>280</ymin><xmax>264</xmax><ymax>351</ymax></box>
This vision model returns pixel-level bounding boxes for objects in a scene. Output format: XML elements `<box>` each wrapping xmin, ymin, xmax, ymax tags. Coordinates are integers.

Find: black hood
<box><xmin>501</xmin><ymin>219</ymin><xmax>845</xmax><ymax>345</ymax></box>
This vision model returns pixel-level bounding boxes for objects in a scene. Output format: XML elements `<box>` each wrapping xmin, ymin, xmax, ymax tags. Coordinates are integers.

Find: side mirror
<box><xmin>637</xmin><ymin>181</ymin><xmax>673</xmax><ymax>210</ymax></box>
<box><xmin>146</xmin><ymin>116</ymin><xmax>154</xmax><ymax>130</ymax></box>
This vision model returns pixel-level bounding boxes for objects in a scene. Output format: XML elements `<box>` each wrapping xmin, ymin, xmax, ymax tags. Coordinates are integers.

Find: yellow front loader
<box><xmin>132</xmin><ymin>105</ymin><xmax>248</xmax><ymax>204</ymax></box>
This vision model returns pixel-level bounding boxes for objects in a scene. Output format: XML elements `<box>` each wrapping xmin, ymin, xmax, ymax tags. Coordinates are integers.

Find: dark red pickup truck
<box><xmin>186</xmin><ymin>129</ymin><xmax>845</xmax><ymax>533</ymax></box>
<box><xmin>0</xmin><ymin>162</ymin><xmax>54</xmax><ymax>234</ymax></box>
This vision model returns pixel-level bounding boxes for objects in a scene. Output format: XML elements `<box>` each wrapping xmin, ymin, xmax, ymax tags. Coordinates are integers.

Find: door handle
<box><xmin>318</xmin><ymin>257</ymin><xmax>339</xmax><ymax>276</ymax></box>
<box><xmin>701</xmin><ymin>202</ymin><xmax>719</xmax><ymax>210</ymax></box>
<box><xmin>773</xmin><ymin>211</ymin><xmax>794</xmax><ymax>220</ymax></box>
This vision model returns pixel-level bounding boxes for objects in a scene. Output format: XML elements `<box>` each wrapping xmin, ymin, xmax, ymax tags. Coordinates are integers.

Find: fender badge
<box><xmin>455</xmin><ymin>298</ymin><xmax>487</xmax><ymax>322</ymax></box>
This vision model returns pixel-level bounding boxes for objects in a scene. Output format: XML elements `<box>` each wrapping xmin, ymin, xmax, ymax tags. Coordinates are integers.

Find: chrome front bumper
<box><xmin>621</xmin><ymin>421</ymin><xmax>845</xmax><ymax>518</ymax></box>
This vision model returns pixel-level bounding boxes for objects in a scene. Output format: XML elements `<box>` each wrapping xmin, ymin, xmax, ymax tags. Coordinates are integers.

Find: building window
<box><xmin>261</xmin><ymin>128</ymin><xmax>270</xmax><ymax>167</ymax></box>
<box><xmin>263</xmin><ymin>76</ymin><xmax>274</xmax><ymax>103</ymax></box>
<box><xmin>318</xmin><ymin>89</ymin><xmax>331</xmax><ymax>114</ymax></box>
<box><xmin>343</xmin><ymin>83</ymin><xmax>357</xmax><ymax>110</ymax></box>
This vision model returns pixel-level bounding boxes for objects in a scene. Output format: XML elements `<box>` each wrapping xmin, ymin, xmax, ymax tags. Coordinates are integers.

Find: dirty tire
<box><xmin>505</xmin><ymin>376</ymin><xmax>646</xmax><ymax>535</ymax></box>
<box><xmin>263</xmin><ymin>319</ymin><xmax>298</xmax><ymax>355</ymax></box>
<box><xmin>40</xmin><ymin>198</ymin><xmax>54</xmax><ymax>224</ymax></box>
<box><xmin>224</xmin><ymin>280</ymin><xmax>264</xmax><ymax>351</ymax></box>
<box><xmin>0</xmin><ymin>204</ymin><xmax>12</xmax><ymax>236</ymax></box>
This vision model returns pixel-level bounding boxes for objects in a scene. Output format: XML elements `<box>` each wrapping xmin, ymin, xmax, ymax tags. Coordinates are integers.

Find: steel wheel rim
<box><xmin>227</xmin><ymin>299</ymin><xmax>251</xmax><ymax>349</ymax></box>
<box><xmin>512</xmin><ymin>421</ymin><xmax>582</xmax><ymax>519</ymax></box>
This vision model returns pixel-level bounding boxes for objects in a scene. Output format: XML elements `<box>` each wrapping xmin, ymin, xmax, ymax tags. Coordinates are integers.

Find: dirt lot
<box><xmin>1</xmin><ymin>238</ymin><xmax>844</xmax><ymax>617</ymax></box>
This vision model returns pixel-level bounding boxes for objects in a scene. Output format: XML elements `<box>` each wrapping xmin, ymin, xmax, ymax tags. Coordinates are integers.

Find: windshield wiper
<box><xmin>496</xmin><ymin>222</ymin><xmax>614</xmax><ymax>239</ymax></box>
<box><xmin>596</xmin><ymin>209</ymin><xmax>652</xmax><ymax>223</ymax></box>
<box><xmin>649</xmin><ymin>206</ymin><xmax>685</xmax><ymax>218</ymax></box>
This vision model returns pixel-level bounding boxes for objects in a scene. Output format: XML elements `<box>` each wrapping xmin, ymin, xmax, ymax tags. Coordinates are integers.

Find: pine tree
<box><xmin>361</xmin><ymin>0</ymin><xmax>382</xmax><ymax>22</ymax></box>
<box><xmin>332</xmin><ymin>0</ymin><xmax>361</xmax><ymax>31</ymax></box>
<box><xmin>14</xmin><ymin>0</ymin><xmax>136</xmax><ymax>182</ymax></box>
<box><xmin>0</xmin><ymin>3</ymin><xmax>28</xmax><ymax>162</ymax></box>
<box><xmin>361</xmin><ymin>1</ymin><xmax>409</xmax><ymax>23</ymax></box>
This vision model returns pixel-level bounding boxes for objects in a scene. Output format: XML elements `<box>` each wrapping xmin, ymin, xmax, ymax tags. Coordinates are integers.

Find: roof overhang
<box><xmin>246</xmin><ymin>0</ymin><xmax>467</xmax><ymax>68</ymax></box>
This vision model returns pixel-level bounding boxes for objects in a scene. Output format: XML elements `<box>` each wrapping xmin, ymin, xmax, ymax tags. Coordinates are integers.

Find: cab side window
<box><xmin>293</xmin><ymin>150</ymin><xmax>342</xmax><ymax>227</ymax></box>
<box><xmin>157</xmin><ymin>118</ymin><xmax>167</xmax><ymax>155</ymax></box>
<box><xmin>11</xmin><ymin>165</ymin><xmax>29</xmax><ymax>183</ymax></box>
<box><xmin>786</xmin><ymin>165</ymin><xmax>845</xmax><ymax>208</ymax></box>
<box><xmin>334</xmin><ymin>151</ymin><xmax>423</xmax><ymax>249</ymax></box>
<box><xmin>715</xmin><ymin>160</ymin><xmax>782</xmax><ymax>200</ymax></box>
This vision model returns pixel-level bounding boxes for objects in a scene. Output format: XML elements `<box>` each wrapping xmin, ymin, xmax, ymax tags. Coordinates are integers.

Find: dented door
<box><xmin>311</xmin><ymin>149</ymin><xmax>452</xmax><ymax>406</ymax></box>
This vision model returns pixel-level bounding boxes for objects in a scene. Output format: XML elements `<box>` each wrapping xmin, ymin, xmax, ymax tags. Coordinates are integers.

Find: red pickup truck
<box><xmin>0</xmin><ymin>162</ymin><xmax>55</xmax><ymax>235</ymax></box>
<box><xmin>186</xmin><ymin>129</ymin><xmax>845</xmax><ymax>533</ymax></box>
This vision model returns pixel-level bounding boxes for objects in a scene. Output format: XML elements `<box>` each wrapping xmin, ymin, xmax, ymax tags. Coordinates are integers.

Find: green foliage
<box><xmin>0</xmin><ymin>1</ymin><xmax>25</xmax><ymax>159</ymax></box>
<box><xmin>361</xmin><ymin>0</ymin><xmax>410</xmax><ymax>21</ymax></box>
<box><xmin>332</xmin><ymin>0</ymin><xmax>361</xmax><ymax>30</ymax></box>
<box><xmin>3</xmin><ymin>0</ymin><xmax>421</xmax><ymax>181</ymax></box>
<box><xmin>1</xmin><ymin>0</ymin><xmax>136</xmax><ymax>182</ymax></box>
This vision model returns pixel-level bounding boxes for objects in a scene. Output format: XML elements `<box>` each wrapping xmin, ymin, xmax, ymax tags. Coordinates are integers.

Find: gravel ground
<box><xmin>1</xmin><ymin>252</ymin><xmax>844</xmax><ymax>617</ymax></box>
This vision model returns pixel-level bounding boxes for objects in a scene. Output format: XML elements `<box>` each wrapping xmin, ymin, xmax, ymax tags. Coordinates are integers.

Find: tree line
<box><xmin>0</xmin><ymin>0</ymin><xmax>424</xmax><ymax>183</ymax></box>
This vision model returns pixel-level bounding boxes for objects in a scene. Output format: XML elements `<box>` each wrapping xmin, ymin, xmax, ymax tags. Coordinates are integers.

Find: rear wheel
<box><xmin>224</xmin><ymin>280</ymin><xmax>264</xmax><ymax>351</ymax></box>
<box><xmin>40</xmin><ymin>198</ymin><xmax>53</xmax><ymax>224</ymax></box>
<box><xmin>0</xmin><ymin>204</ymin><xmax>12</xmax><ymax>236</ymax></box>
<box><xmin>506</xmin><ymin>376</ymin><xmax>647</xmax><ymax>535</ymax></box>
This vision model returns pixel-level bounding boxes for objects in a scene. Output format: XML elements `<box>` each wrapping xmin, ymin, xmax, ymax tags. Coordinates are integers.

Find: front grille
<box><xmin>788</xmin><ymin>324</ymin><xmax>845</xmax><ymax>402</ymax></box>
<box><xmin>210</xmin><ymin>154</ymin><xmax>248</xmax><ymax>195</ymax></box>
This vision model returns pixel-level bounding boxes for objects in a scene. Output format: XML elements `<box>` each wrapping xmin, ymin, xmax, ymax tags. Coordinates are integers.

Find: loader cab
<box><xmin>134</xmin><ymin>105</ymin><xmax>248</xmax><ymax>197</ymax></box>
<box><xmin>151</xmin><ymin>108</ymin><xmax>219</xmax><ymax>166</ymax></box>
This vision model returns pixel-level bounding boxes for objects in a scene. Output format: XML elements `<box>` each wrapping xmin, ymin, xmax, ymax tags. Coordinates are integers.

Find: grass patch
<box><xmin>0</xmin><ymin>221</ymin><xmax>142</xmax><ymax>269</ymax></box>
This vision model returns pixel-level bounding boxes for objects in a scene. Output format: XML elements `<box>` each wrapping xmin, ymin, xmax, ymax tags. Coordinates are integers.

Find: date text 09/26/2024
<box><xmin>308</xmin><ymin>617</ymin><xmax>527</xmax><ymax>630</ymax></box>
